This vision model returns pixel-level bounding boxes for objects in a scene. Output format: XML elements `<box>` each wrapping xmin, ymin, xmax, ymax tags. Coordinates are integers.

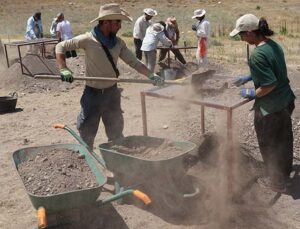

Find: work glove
<box><xmin>60</xmin><ymin>68</ymin><xmax>74</xmax><ymax>83</ymax></box>
<box><xmin>192</xmin><ymin>24</ymin><xmax>197</xmax><ymax>31</ymax></box>
<box><xmin>148</xmin><ymin>73</ymin><xmax>165</xmax><ymax>86</ymax></box>
<box><xmin>240</xmin><ymin>88</ymin><xmax>256</xmax><ymax>99</ymax></box>
<box><xmin>233</xmin><ymin>75</ymin><xmax>252</xmax><ymax>87</ymax></box>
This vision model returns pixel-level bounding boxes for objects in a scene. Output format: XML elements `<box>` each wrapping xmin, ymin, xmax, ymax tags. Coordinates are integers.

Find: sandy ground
<box><xmin>0</xmin><ymin>55</ymin><xmax>300</xmax><ymax>229</ymax></box>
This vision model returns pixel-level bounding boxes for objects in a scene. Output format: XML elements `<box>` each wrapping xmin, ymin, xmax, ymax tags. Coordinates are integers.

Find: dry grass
<box><xmin>1</xmin><ymin>0</ymin><xmax>299</xmax><ymax>68</ymax></box>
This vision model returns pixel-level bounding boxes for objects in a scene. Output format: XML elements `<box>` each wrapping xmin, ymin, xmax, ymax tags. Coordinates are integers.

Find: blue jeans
<box><xmin>77</xmin><ymin>85</ymin><xmax>124</xmax><ymax>149</ymax></box>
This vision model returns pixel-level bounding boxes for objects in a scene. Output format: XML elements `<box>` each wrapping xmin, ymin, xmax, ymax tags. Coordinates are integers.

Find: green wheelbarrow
<box><xmin>99</xmin><ymin>135</ymin><xmax>203</xmax><ymax>216</ymax></box>
<box><xmin>12</xmin><ymin>124</ymin><xmax>151</xmax><ymax>229</ymax></box>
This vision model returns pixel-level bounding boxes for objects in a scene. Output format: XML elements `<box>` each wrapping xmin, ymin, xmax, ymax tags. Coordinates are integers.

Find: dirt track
<box><xmin>0</xmin><ymin>55</ymin><xmax>300</xmax><ymax>228</ymax></box>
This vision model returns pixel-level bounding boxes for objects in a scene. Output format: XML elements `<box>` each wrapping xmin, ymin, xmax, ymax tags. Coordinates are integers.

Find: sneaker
<box><xmin>257</xmin><ymin>177</ymin><xmax>287</xmax><ymax>193</ymax></box>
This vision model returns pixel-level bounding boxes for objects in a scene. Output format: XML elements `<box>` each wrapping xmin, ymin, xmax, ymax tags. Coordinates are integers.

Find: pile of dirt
<box><xmin>0</xmin><ymin>54</ymin><xmax>84</xmax><ymax>94</ymax></box>
<box><xmin>110</xmin><ymin>139</ymin><xmax>185</xmax><ymax>160</ymax></box>
<box><xmin>18</xmin><ymin>148</ymin><xmax>99</xmax><ymax>195</ymax></box>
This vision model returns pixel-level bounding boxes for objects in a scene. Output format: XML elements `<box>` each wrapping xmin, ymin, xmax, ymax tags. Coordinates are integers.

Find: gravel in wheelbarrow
<box><xmin>17</xmin><ymin>147</ymin><xmax>99</xmax><ymax>195</ymax></box>
<box><xmin>109</xmin><ymin>137</ymin><xmax>185</xmax><ymax>160</ymax></box>
<box><xmin>13</xmin><ymin>144</ymin><xmax>106</xmax><ymax>214</ymax></box>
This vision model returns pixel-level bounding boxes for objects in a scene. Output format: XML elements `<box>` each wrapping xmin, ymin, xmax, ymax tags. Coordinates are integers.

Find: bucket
<box><xmin>163</xmin><ymin>68</ymin><xmax>177</xmax><ymax>80</ymax></box>
<box><xmin>0</xmin><ymin>92</ymin><xmax>18</xmax><ymax>113</ymax></box>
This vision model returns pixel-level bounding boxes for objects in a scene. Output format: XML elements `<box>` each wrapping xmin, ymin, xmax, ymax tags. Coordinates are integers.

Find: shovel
<box><xmin>34</xmin><ymin>74</ymin><xmax>184</xmax><ymax>85</ymax></box>
<box><xmin>34</xmin><ymin>69</ymin><xmax>216</xmax><ymax>86</ymax></box>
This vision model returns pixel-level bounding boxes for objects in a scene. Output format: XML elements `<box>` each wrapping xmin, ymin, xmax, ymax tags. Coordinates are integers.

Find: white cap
<box><xmin>230</xmin><ymin>14</ymin><xmax>259</xmax><ymax>37</ymax></box>
<box><xmin>192</xmin><ymin>9</ymin><xmax>206</xmax><ymax>19</ymax></box>
<box><xmin>143</xmin><ymin>8</ymin><xmax>157</xmax><ymax>17</ymax></box>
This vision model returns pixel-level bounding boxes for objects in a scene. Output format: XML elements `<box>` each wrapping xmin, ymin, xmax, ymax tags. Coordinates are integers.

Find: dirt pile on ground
<box><xmin>0</xmin><ymin>54</ymin><xmax>84</xmax><ymax>94</ymax></box>
<box><xmin>18</xmin><ymin>148</ymin><xmax>99</xmax><ymax>195</ymax></box>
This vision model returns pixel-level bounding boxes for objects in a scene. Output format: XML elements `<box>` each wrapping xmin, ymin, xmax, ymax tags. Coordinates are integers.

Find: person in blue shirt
<box><xmin>25</xmin><ymin>12</ymin><xmax>43</xmax><ymax>40</ymax></box>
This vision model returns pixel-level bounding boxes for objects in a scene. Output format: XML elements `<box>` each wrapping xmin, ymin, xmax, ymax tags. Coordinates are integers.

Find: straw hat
<box><xmin>55</xmin><ymin>13</ymin><xmax>63</xmax><ymax>21</ymax></box>
<box><xmin>229</xmin><ymin>14</ymin><xmax>259</xmax><ymax>37</ymax></box>
<box><xmin>192</xmin><ymin>9</ymin><xmax>206</xmax><ymax>19</ymax></box>
<box><xmin>143</xmin><ymin>8</ymin><xmax>157</xmax><ymax>17</ymax></box>
<box><xmin>90</xmin><ymin>3</ymin><xmax>132</xmax><ymax>23</ymax></box>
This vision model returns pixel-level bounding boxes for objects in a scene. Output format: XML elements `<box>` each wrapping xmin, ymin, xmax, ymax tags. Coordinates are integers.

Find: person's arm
<box><xmin>26</xmin><ymin>17</ymin><xmax>36</xmax><ymax>39</ymax></box>
<box><xmin>159</xmin><ymin>32</ymin><xmax>173</xmax><ymax>47</ymax></box>
<box><xmin>56</xmin><ymin>52</ymin><xmax>67</xmax><ymax>69</ymax></box>
<box><xmin>256</xmin><ymin>85</ymin><xmax>276</xmax><ymax>97</ymax></box>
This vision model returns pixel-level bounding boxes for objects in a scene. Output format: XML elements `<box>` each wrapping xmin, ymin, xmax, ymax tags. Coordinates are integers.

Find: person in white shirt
<box><xmin>25</xmin><ymin>12</ymin><xmax>43</xmax><ymax>40</ymax></box>
<box><xmin>192</xmin><ymin>9</ymin><xmax>210</xmax><ymax>66</ymax></box>
<box><xmin>25</xmin><ymin>12</ymin><xmax>43</xmax><ymax>54</ymax></box>
<box><xmin>141</xmin><ymin>23</ymin><xmax>173</xmax><ymax>72</ymax></box>
<box><xmin>56</xmin><ymin>13</ymin><xmax>77</xmax><ymax>58</ymax></box>
<box><xmin>50</xmin><ymin>13</ymin><xmax>61</xmax><ymax>38</ymax></box>
<box><xmin>133</xmin><ymin>8</ymin><xmax>157</xmax><ymax>60</ymax></box>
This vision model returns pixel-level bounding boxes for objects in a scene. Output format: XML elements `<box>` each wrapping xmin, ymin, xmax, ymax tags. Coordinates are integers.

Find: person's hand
<box><xmin>233</xmin><ymin>75</ymin><xmax>252</xmax><ymax>87</ymax></box>
<box><xmin>240</xmin><ymin>88</ymin><xmax>256</xmax><ymax>99</ymax></box>
<box><xmin>60</xmin><ymin>68</ymin><xmax>73</xmax><ymax>83</ymax></box>
<box><xmin>192</xmin><ymin>24</ymin><xmax>197</xmax><ymax>31</ymax></box>
<box><xmin>148</xmin><ymin>73</ymin><xmax>165</xmax><ymax>86</ymax></box>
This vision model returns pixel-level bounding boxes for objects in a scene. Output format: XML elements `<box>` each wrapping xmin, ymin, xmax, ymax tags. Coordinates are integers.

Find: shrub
<box><xmin>122</xmin><ymin>31</ymin><xmax>133</xmax><ymax>37</ymax></box>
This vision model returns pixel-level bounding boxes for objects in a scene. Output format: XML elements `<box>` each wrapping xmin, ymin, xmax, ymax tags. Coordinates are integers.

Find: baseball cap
<box><xmin>230</xmin><ymin>14</ymin><xmax>259</xmax><ymax>37</ymax></box>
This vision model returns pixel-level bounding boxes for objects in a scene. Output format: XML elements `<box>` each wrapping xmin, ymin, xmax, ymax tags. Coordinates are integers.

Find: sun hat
<box><xmin>90</xmin><ymin>3</ymin><xmax>132</xmax><ymax>23</ymax></box>
<box><xmin>229</xmin><ymin>14</ymin><xmax>259</xmax><ymax>37</ymax></box>
<box><xmin>192</xmin><ymin>9</ymin><xmax>206</xmax><ymax>19</ymax></box>
<box><xmin>55</xmin><ymin>13</ymin><xmax>63</xmax><ymax>21</ymax></box>
<box><xmin>150</xmin><ymin>23</ymin><xmax>164</xmax><ymax>33</ymax></box>
<box><xmin>143</xmin><ymin>8</ymin><xmax>157</xmax><ymax>17</ymax></box>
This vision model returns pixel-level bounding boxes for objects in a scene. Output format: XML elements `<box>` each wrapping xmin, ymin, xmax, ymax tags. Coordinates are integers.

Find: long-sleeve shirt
<box><xmin>195</xmin><ymin>19</ymin><xmax>210</xmax><ymax>40</ymax></box>
<box><xmin>49</xmin><ymin>18</ymin><xmax>58</xmax><ymax>38</ymax></box>
<box><xmin>56</xmin><ymin>20</ymin><xmax>73</xmax><ymax>41</ymax></box>
<box><xmin>56</xmin><ymin>32</ymin><xmax>142</xmax><ymax>89</ymax></box>
<box><xmin>133</xmin><ymin>15</ymin><xmax>153</xmax><ymax>40</ymax></box>
<box><xmin>140</xmin><ymin>25</ymin><xmax>172</xmax><ymax>51</ymax></box>
<box><xmin>25</xmin><ymin>16</ymin><xmax>43</xmax><ymax>40</ymax></box>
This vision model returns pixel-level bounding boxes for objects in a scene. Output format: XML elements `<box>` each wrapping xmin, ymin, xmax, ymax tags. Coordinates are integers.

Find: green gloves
<box><xmin>148</xmin><ymin>73</ymin><xmax>165</xmax><ymax>86</ymax></box>
<box><xmin>60</xmin><ymin>68</ymin><xmax>73</xmax><ymax>83</ymax></box>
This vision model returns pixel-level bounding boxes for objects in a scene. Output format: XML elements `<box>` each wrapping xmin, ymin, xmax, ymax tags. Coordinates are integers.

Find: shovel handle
<box><xmin>34</xmin><ymin>74</ymin><xmax>184</xmax><ymax>85</ymax></box>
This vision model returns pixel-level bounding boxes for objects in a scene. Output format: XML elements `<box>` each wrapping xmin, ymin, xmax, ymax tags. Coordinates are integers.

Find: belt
<box><xmin>86</xmin><ymin>84</ymin><xmax>117</xmax><ymax>94</ymax></box>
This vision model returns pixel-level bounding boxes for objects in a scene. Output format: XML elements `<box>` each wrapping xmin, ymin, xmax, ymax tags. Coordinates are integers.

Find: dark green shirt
<box><xmin>249</xmin><ymin>39</ymin><xmax>295</xmax><ymax>116</ymax></box>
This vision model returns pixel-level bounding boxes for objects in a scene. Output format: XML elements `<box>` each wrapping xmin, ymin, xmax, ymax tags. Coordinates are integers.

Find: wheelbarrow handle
<box><xmin>37</xmin><ymin>207</ymin><xmax>47</xmax><ymax>229</ymax></box>
<box><xmin>53</xmin><ymin>123</ymin><xmax>107</xmax><ymax>168</ymax></box>
<box><xmin>101</xmin><ymin>189</ymin><xmax>151</xmax><ymax>205</ymax></box>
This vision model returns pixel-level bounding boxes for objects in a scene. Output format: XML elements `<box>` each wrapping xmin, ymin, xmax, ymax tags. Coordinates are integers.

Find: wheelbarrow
<box><xmin>54</xmin><ymin>125</ymin><xmax>202</xmax><ymax>215</ymax></box>
<box><xmin>12</xmin><ymin>125</ymin><xmax>151</xmax><ymax>229</ymax></box>
<box><xmin>99</xmin><ymin>135</ymin><xmax>203</xmax><ymax>215</ymax></box>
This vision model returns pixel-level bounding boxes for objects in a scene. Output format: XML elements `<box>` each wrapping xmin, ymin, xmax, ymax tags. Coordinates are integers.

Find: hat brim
<box><xmin>229</xmin><ymin>28</ymin><xmax>240</xmax><ymax>37</ymax></box>
<box><xmin>192</xmin><ymin>13</ymin><xmax>205</xmax><ymax>19</ymax></box>
<box><xmin>90</xmin><ymin>13</ymin><xmax>132</xmax><ymax>23</ymax></box>
<box><xmin>143</xmin><ymin>10</ymin><xmax>157</xmax><ymax>17</ymax></box>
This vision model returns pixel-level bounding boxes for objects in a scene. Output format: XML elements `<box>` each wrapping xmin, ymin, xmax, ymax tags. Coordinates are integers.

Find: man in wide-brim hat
<box><xmin>56</xmin><ymin>3</ymin><xmax>164</xmax><ymax>150</ymax></box>
<box><xmin>133</xmin><ymin>8</ymin><xmax>157</xmax><ymax>60</ymax></box>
